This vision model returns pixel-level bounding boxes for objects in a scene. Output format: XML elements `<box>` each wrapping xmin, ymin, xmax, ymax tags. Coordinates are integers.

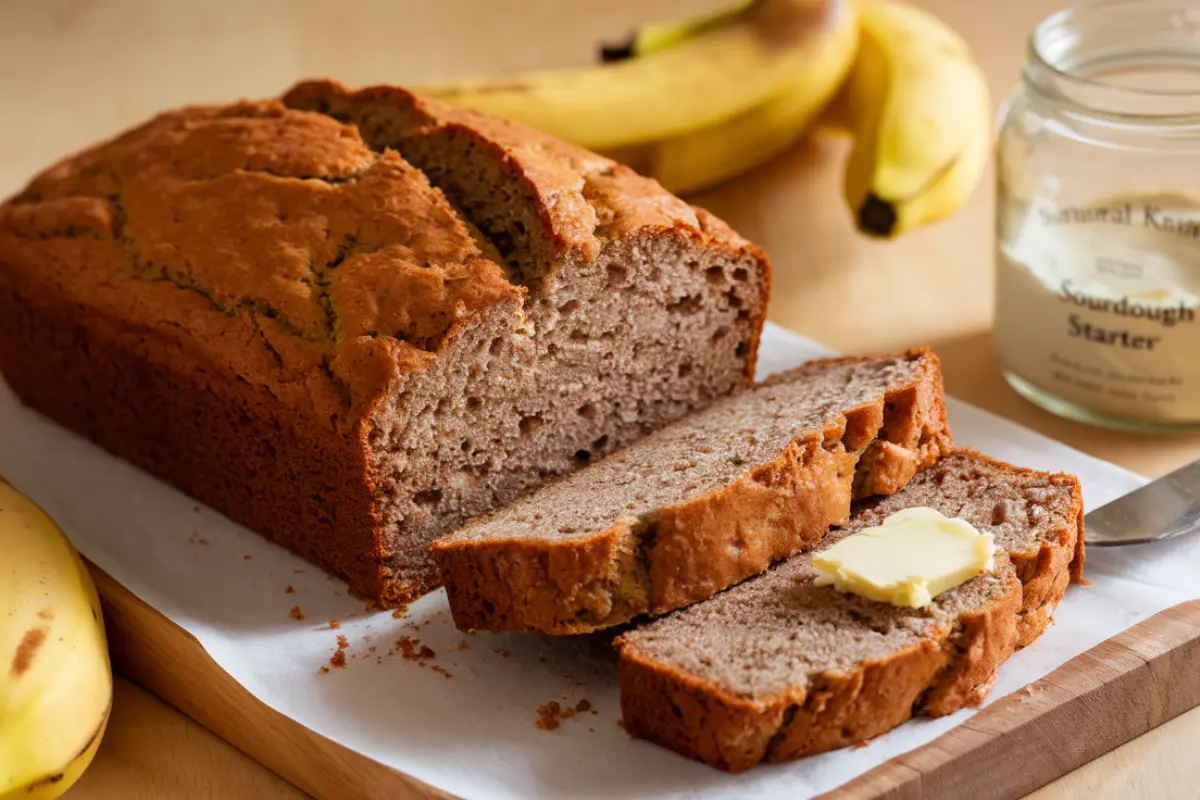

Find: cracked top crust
<box><xmin>282</xmin><ymin>80</ymin><xmax>745</xmax><ymax>278</ymax></box>
<box><xmin>0</xmin><ymin>100</ymin><xmax>519</xmax><ymax>428</ymax></box>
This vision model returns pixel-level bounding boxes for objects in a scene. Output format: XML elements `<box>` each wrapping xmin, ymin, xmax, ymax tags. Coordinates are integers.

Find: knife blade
<box><xmin>1085</xmin><ymin>457</ymin><xmax>1200</xmax><ymax>546</ymax></box>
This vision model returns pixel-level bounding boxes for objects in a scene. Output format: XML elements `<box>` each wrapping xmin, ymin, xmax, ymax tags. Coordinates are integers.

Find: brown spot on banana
<box><xmin>37</xmin><ymin>608</ymin><xmax>53</xmax><ymax>620</ymax></box>
<box><xmin>10</xmin><ymin>626</ymin><xmax>48</xmax><ymax>676</ymax></box>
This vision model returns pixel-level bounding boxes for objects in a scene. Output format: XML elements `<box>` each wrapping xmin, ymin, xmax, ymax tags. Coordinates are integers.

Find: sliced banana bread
<box><xmin>283</xmin><ymin>80</ymin><xmax>769</xmax><ymax>472</ymax></box>
<box><xmin>430</xmin><ymin>350</ymin><xmax>952</xmax><ymax>635</ymax></box>
<box><xmin>0</xmin><ymin>93</ymin><xmax>767</xmax><ymax>606</ymax></box>
<box><xmin>615</xmin><ymin>451</ymin><xmax>1084</xmax><ymax>772</ymax></box>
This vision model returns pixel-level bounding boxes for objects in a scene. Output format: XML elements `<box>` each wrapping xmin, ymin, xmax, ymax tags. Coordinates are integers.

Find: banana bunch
<box><xmin>417</xmin><ymin>0</ymin><xmax>990</xmax><ymax>238</ymax></box>
<box><xmin>1</xmin><ymin>478</ymin><xmax>112</xmax><ymax>800</ymax></box>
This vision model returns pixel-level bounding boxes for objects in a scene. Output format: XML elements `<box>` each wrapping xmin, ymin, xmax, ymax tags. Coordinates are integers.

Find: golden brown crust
<box><xmin>646</xmin><ymin>422</ymin><xmax>865</xmax><ymax>614</ymax></box>
<box><xmin>282</xmin><ymin>79</ymin><xmax>772</xmax><ymax>382</ymax></box>
<box><xmin>430</xmin><ymin>351</ymin><xmax>953</xmax><ymax>634</ymax></box>
<box><xmin>0</xmin><ymin>100</ymin><xmax>515</xmax><ymax>426</ymax></box>
<box><xmin>853</xmin><ymin>348</ymin><xmax>952</xmax><ymax>497</ymax></box>
<box><xmin>945</xmin><ymin>449</ymin><xmax>1086</xmax><ymax>647</ymax></box>
<box><xmin>1</xmin><ymin>91</ymin><xmax>770</xmax><ymax>606</ymax></box>
<box><xmin>0</xmin><ymin>278</ymin><xmax>385</xmax><ymax>595</ymax></box>
<box><xmin>283</xmin><ymin>80</ymin><xmax>758</xmax><ymax>257</ymax></box>
<box><xmin>616</xmin><ymin>567</ymin><xmax>1023</xmax><ymax>773</ymax></box>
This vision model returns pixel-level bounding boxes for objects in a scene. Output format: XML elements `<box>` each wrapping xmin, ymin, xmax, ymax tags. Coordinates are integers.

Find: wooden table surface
<box><xmin>2</xmin><ymin>0</ymin><xmax>1198</xmax><ymax>797</ymax></box>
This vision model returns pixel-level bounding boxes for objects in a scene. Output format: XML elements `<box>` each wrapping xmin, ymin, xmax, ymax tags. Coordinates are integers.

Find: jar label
<box><xmin>995</xmin><ymin>194</ymin><xmax>1200</xmax><ymax>422</ymax></box>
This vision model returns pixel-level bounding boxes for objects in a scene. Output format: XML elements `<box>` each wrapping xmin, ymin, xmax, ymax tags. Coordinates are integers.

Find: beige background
<box><xmin>1</xmin><ymin>0</ymin><xmax>1198</xmax><ymax>797</ymax></box>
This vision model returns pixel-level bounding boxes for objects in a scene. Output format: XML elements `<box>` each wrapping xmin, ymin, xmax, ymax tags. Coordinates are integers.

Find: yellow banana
<box><xmin>841</xmin><ymin>0</ymin><xmax>992</xmax><ymax>236</ymax></box>
<box><xmin>1</xmin><ymin>478</ymin><xmax>112</xmax><ymax>800</ymax></box>
<box><xmin>419</xmin><ymin>0</ymin><xmax>852</xmax><ymax>151</ymax></box>
<box><xmin>607</xmin><ymin>2</ymin><xmax>858</xmax><ymax>195</ymax></box>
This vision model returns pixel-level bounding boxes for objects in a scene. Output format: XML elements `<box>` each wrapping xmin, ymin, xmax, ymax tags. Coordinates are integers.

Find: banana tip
<box><xmin>858</xmin><ymin>194</ymin><xmax>898</xmax><ymax>238</ymax></box>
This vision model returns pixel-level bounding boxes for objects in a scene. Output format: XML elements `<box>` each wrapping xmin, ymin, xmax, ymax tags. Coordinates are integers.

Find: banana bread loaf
<box><xmin>431</xmin><ymin>349</ymin><xmax>952</xmax><ymax>634</ymax></box>
<box><xmin>0</xmin><ymin>90</ymin><xmax>768</xmax><ymax>605</ymax></box>
<box><xmin>616</xmin><ymin>451</ymin><xmax>1084</xmax><ymax>772</ymax></box>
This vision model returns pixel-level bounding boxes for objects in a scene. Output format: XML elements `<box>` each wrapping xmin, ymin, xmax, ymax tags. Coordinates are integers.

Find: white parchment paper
<box><xmin>1</xmin><ymin>322</ymin><xmax>1188</xmax><ymax>800</ymax></box>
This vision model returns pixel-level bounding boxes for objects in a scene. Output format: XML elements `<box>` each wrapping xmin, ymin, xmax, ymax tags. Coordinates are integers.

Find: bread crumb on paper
<box><xmin>535</xmin><ymin>699</ymin><xmax>590</xmax><ymax>731</ymax></box>
<box><xmin>243</xmin><ymin>554</ymin><xmax>252</xmax><ymax>561</ymax></box>
<box><xmin>289</xmin><ymin>606</ymin><xmax>304</xmax><ymax>620</ymax></box>
<box><xmin>457</xmin><ymin>639</ymin><xmax>469</xmax><ymax>651</ymax></box>
<box><xmin>536</xmin><ymin>701</ymin><xmax>565</xmax><ymax>731</ymax></box>
<box><xmin>396</xmin><ymin>636</ymin><xmax>435</xmax><ymax>661</ymax></box>
<box><xmin>328</xmin><ymin>634</ymin><xmax>351</xmax><ymax>669</ymax></box>
<box><xmin>284</xmin><ymin>585</ymin><xmax>295</xmax><ymax>594</ymax></box>
<box><xmin>329</xmin><ymin>620</ymin><xmax>341</xmax><ymax>629</ymax></box>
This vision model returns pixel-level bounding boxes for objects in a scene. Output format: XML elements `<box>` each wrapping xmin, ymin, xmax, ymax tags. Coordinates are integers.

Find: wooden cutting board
<box><xmin>91</xmin><ymin>562</ymin><xmax>1200</xmax><ymax>800</ymax></box>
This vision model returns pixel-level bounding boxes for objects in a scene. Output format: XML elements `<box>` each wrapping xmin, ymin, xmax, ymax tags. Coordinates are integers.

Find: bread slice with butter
<box><xmin>615</xmin><ymin>451</ymin><xmax>1084</xmax><ymax>772</ymax></box>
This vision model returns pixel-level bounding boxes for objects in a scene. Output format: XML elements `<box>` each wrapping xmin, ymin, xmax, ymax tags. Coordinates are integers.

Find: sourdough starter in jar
<box><xmin>995</xmin><ymin>194</ymin><xmax>1200</xmax><ymax>426</ymax></box>
<box><xmin>994</xmin><ymin>0</ymin><xmax>1200</xmax><ymax>431</ymax></box>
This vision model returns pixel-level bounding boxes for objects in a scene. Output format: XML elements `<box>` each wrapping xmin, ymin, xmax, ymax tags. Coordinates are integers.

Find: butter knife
<box><xmin>1086</xmin><ymin>458</ymin><xmax>1200</xmax><ymax>546</ymax></box>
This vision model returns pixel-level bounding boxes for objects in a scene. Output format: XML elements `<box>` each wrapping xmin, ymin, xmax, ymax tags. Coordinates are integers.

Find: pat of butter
<box><xmin>812</xmin><ymin>507</ymin><xmax>996</xmax><ymax>609</ymax></box>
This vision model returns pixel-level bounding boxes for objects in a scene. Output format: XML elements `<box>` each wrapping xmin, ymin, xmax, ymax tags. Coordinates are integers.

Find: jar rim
<box><xmin>1027</xmin><ymin>0</ymin><xmax>1200</xmax><ymax>121</ymax></box>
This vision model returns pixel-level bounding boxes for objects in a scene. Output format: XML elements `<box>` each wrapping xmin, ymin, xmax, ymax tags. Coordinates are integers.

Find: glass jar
<box><xmin>995</xmin><ymin>0</ymin><xmax>1200</xmax><ymax>432</ymax></box>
